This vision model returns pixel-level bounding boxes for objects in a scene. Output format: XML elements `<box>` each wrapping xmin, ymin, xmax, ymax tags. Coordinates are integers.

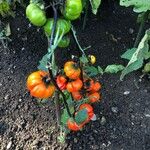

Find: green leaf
<box><xmin>97</xmin><ymin>66</ymin><xmax>104</xmax><ymax>75</ymax></box>
<box><xmin>120</xmin><ymin>0</ymin><xmax>150</xmax><ymax>13</ymax></box>
<box><xmin>38</xmin><ymin>53</ymin><xmax>50</xmax><ymax>71</ymax></box>
<box><xmin>120</xmin><ymin>29</ymin><xmax>150</xmax><ymax>80</ymax></box>
<box><xmin>104</xmin><ymin>64</ymin><xmax>125</xmax><ymax>74</ymax></box>
<box><xmin>80</xmin><ymin>56</ymin><xmax>89</xmax><ymax>63</ymax></box>
<box><xmin>61</xmin><ymin>109</ymin><xmax>70</xmax><ymax>125</ymax></box>
<box><xmin>75</xmin><ymin>109</ymin><xmax>88</xmax><ymax>124</ymax></box>
<box><xmin>120</xmin><ymin>59</ymin><xmax>143</xmax><ymax>79</ymax></box>
<box><xmin>89</xmin><ymin>0</ymin><xmax>101</xmax><ymax>15</ymax></box>
<box><xmin>84</xmin><ymin>66</ymin><xmax>103</xmax><ymax>76</ymax></box>
<box><xmin>121</xmin><ymin>48</ymin><xmax>137</xmax><ymax>60</ymax></box>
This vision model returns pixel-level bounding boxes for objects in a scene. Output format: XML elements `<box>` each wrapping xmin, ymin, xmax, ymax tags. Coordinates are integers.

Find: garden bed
<box><xmin>0</xmin><ymin>3</ymin><xmax>150</xmax><ymax>150</ymax></box>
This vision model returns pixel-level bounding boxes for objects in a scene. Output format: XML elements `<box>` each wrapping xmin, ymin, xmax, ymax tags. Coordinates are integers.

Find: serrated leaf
<box><xmin>121</xmin><ymin>48</ymin><xmax>137</xmax><ymax>60</ymax></box>
<box><xmin>75</xmin><ymin>109</ymin><xmax>88</xmax><ymax>124</ymax></box>
<box><xmin>89</xmin><ymin>0</ymin><xmax>101</xmax><ymax>15</ymax></box>
<box><xmin>120</xmin><ymin>0</ymin><xmax>150</xmax><ymax>13</ymax></box>
<box><xmin>120</xmin><ymin>29</ymin><xmax>150</xmax><ymax>80</ymax></box>
<box><xmin>105</xmin><ymin>64</ymin><xmax>125</xmax><ymax>74</ymax></box>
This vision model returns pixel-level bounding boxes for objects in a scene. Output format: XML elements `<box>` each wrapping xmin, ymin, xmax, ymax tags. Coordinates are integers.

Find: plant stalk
<box><xmin>48</xmin><ymin>67</ymin><xmax>72</xmax><ymax>118</ymax></box>
<box><xmin>82</xmin><ymin>0</ymin><xmax>89</xmax><ymax>30</ymax></box>
<box><xmin>134</xmin><ymin>11</ymin><xmax>149</xmax><ymax>48</ymax></box>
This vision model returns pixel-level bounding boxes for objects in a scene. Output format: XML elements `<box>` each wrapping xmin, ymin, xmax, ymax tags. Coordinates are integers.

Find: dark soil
<box><xmin>1</xmin><ymin>2</ymin><xmax>150</xmax><ymax>150</ymax></box>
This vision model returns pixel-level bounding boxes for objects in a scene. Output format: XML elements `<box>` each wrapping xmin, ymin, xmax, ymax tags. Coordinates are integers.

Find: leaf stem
<box><xmin>134</xmin><ymin>11</ymin><xmax>150</xmax><ymax>48</ymax></box>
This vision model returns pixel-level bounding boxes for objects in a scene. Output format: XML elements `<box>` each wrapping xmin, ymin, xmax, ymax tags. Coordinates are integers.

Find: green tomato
<box><xmin>43</xmin><ymin>18</ymin><xmax>71</xmax><ymax>36</ymax></box>
<box><xmin>63</xmin><ymin>0</ymin><xmax>82</xmax><ymax>20</ymax></box>
<box><xmin>58</xmin><ymin>36</ymin><xmax>70</xmax><ymax>48</ymax></box>
<box><xmin>26</xmin><ymin>4</ymin><xmax>47</xmax><ymax>26</ymax></box>
<box><xmin>143</xmin><ymin>63</ymin><xmax>150</xmax><ymax>73</ymax></box>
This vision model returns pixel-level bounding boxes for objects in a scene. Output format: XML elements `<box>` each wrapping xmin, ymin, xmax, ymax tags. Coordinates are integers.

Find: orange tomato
<box><xmin>64</xmin><ymin>61</ymin><xmax>81</xmax><ymax>79</ymax></box>
<box><xmin>72</xmin><ymin>91</ymin><xmax>83</xmax><ymax>100</ymax></box>
<box><xmin>84</xmin><ymin>78</ymin><xmax>94</xmax><ymax>91</ymax></box>
<box><xmin>56</xmin><ymin>75</ymin><xmax>67</xmax><ymax>90</ymax></box>
<box><xmin>91</xmin><ymin>81</ymin><xmax>101</xmax><ymax>92</ymax></box>
<box><xmin>27</xmin><ymin>71</ymin><xmax>55</xmax><ymax>99</ymax></box>
<box><xmin>67</xmin><ymin>118</ymin><xmax>84</xmax><ymax>131</ymax></box>
<box><xmin>67</xmin><ymin>79</ymin><xmax>83</xmax><ymax>92</ymax></box>
<box><xmin>88</xmin><ymin>92</ymin><xmax>100</xmax><ymax>103</ymax></box>
<box><xmin>79</xmin><ymin>104</ymin><xmax>94</xmax><ymax>120</ymax></box>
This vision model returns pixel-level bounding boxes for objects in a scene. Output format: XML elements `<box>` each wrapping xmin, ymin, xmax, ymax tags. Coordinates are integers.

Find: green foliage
<box><xmin>120</xmin><ymin>0</ymin><xmax>150</xmax><ymax>13</ymax></box>
<box><xmin>0</xmin><ymin>22</ymin><xmax>11</xmax><ymax>48</ymax></box>
<box><xmin>89</xmin><ymin>0</ymin><xmax>101</xmax><ymax>14</ymax></box>
<box><xmin>84</xmin><ymin>66</ymin><xmax>103</xmax><ymax>76</ymax></box>
<box><xmin>75</xmin><ymin>109</ymin><xmax>88</xmax><ymax>124</ymax></box>
<box><xmin>104</xmin><ymin>64</ymin><xmax>125</xmax><ymax>74</ymax></box>
<box><xmin>120</xmin><ymin>29</ymin><xmax>150</xmax><ymax>80</ymax></box>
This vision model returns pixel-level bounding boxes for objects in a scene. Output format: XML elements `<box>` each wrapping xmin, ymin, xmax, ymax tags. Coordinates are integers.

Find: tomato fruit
<box><xmin>64</xmin><ymin>61</ymin><xmax>81</xmax><ymax>80</ymax></box>
<box><xmin>26</xmin><ymin>4</ymin><xmax>47</xmax><ymax>26</ymax></box>
<box><xmin>92</xmin><ymin>81</ymin><xmax>101</xmax><ymax>92</ymax></box>
<box><xmin>67</xmin><ymin>118</ymin><xmax>84</xmax><ymax>131</ymax></box>
<box><xmin>67</xmin><ymin>79</ymin><xmax>83</xmax><ymax>92</ymax></box>
<box><xmin>58</xmin><ymin>36</ymin><xmax>70</xmax><ymax>48</ymax></box>
<box><xmin>27</xmin><ymin>71</ymin><xmax>55</xmax><ymax>99</ymax></box>
<box><xmin>43</xmin><ymin>18</ymin><xmax>71</xmax><ymax>36</ymax></box>
<box><xmin>62</xmin><ymin>0</ymin><xmax>83</xmax><ymax>20</ymax></box>
<box><xmin>88</xmin><ymin>92</ymin><xmax>100</xmax><ymax>103</ymax></box>
<box><xmin>79</xmin><ymin>104</ymin><xmax>94</xmax><ymax>120</ymax></box>
<box><xmin>84</xmin><ymin>78</ymin><xmax>94</xmax><ymax>91</ymax></box>
<box><xmin>56</xmin><ymin>75</ymin><xmax>67</xmax><ymax>90</ymax></box>
<box><xmin>72</xmin><ymin>91</ymin><xmax>83</xmax><ymax>100</ymax></box>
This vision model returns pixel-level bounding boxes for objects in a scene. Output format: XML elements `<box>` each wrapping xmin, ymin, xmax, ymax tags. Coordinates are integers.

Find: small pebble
<box><xmin>111</xmin><ymin>107</ymin><xmax>118</xmax><ymax>113</ymax></box>
<box><xmin>123</xmin><ymin>91</ymin><xmax>130</xmax><ymax>95</ymax></box>
<box><xmin>100</xmin><ymin>116</ymin><xmax>106</xmax><ymax>125</ymax></box>
<box><xmin>4</xmin><ymin>94</ymin><xmax>9</xmax><ymax>100</ymax></box>
<box><xmin>129</xmin><ymin>28</ymin><xmax>134</xmax><ymax>34</ymax></box>
<box><xmin>7</xmin><ymin>141</ymin><xmax>12</xmax><ymax>149</ymax></box>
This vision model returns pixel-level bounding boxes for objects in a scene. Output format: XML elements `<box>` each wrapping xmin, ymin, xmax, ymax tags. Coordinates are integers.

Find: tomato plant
<box><xmin>25</xmin><ymin>0</ymin><xmax>104</xmax><ymax>142</ymax></box>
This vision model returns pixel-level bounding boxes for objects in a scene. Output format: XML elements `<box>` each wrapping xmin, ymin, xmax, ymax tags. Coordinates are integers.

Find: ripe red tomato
<box><xmin>67</xmin><ymin>118</ymin><xmax>84</xmax><ymax>131</ymax></box>
<box><xmin>72</xmin><ymin>91</ymin><xmax>83</xmax><ymax>100</ymax></box>
<box><xmin>88</xmin><ymin>92</ymin><xmax>100</xmax><ymax>103</ymax></box>
<box><xmin>27</xmin><ymin>71</ymin><xmax>55</xmax><ymax>99</ymax></box>
<box><xmin>56</xmin><ymin>75</ymin><xmax>67</xmax><ymax>90</ymax></box>
<box><xmin>91</xmin><ymin>81</ymin><xmax>101</xmax><ymax>92</ymax></box>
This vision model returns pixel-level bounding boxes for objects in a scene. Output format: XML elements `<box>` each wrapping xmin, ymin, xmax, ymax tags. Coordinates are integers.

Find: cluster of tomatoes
<box><xmin>26</xmin><ymin>0</ymin><xmax>83</xmax><ymax>48</ymax></box>
<box><xmin>57</xmin><ymin>61</ymin><xmax>101</xmax><ymax>103</ymax></box>
<box><xmin>27</xmin><ymin>60</ymin><xmax>102</xmax><ymax>131</ymax></box>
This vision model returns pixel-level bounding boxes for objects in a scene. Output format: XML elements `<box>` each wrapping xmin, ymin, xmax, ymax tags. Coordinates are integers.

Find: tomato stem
<box><xmin>49</xmin><ymin>5</ymin><xmax>58</xmax><ymax>47</ymax></box>
<box><xmin>48</xmin><ymin>65</ymin><xmax>72</xmax><ymax>117</ymax></box>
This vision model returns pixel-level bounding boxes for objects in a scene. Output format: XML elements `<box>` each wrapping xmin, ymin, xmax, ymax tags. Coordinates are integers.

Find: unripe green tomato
<box><xmin>63</xmin><ymin>0</ymin><xmax>82</xmax><ymax>20</ymax></box>
<box><xmin>43</xmin><ymin>18</ymin><xmax>71</xmax><ymax>36</ymax></box>
<box><xmin>26</xmin><ymin>4</ymin><xmax>47</xmax><ymax>26</ymax></box>
<box><xmin>143</xmin><ymin>63</ymin><xmax>150</xmax><ymax>73</ymax></box>
<box><xmin>58</xmin><ymin>36</ymin><xmax>70</xmax><ymax>48</ymax></box>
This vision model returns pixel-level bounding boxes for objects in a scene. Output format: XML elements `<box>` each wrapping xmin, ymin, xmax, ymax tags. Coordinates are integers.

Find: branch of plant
<box><xmin>47</xmin><ymin>66</ymin><xmax>72</xmax><ymax>117</ymax></box>
<box><xmin>71</xmin><ymin>25</ymin><xmax>86</xmax><ymax>56</ymax></box>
